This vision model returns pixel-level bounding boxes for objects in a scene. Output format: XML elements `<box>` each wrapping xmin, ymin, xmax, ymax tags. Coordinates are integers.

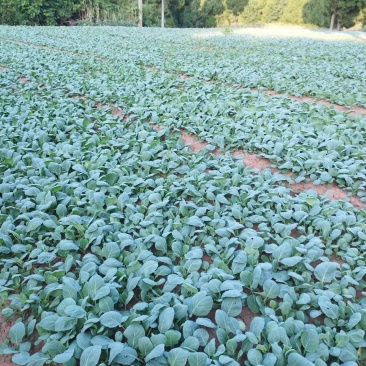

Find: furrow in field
<box><xmin>178</xmin><ymin>129</ymin><xmax>366</xmax><ymax>210</ymax></box>
<box><xmin>67</xmin><ymin>90</ymin><xmax>366</xmax><ymax>210</ymax></box>
<box><xmin>147</xmin><ymin>122</ymin><xmax>366</xmax><ymax>210</ymax></box>
<box><xmin>149</xmin><ymin>65</ymin><xmax>366</xmax><ymax>116</ymax></box>
<box><xmin>4</xmin><ymin>40</ymin><xmax>366</xmax><ymax>206</ymax></box>
<box><xmin>0</xmin><ymin>37</ymin><xmax>103</xmax><ymax>61</ymax></box>
<box><xmin>175</xmin><ymin>71</ymin><xmax>366</xmax><ymax>116</ymax></box>
<box><xmin>254</xmin><ymin>89</ymin><xmax>366</xmax><ymax>116</ymax></box>
<box><xmin>3</xmin><ymin>36</ymin><xmax>366</xmax><ymax>116</ymax></box>
<box><xmin>0</xmin><ymin>312</ymin><xmax>16</xmax><ymax>366</ymax></box>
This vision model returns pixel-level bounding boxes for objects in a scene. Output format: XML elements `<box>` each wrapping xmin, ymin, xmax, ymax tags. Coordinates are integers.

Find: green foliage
<box><xmin>226</xmin><ymin>0</ymin><xmax>248</xmax><ymax>16</ymax></box>
<box><xmin>239</xmin><ymin>0</ymin><xmax>267</xmax><ymax>24</ymax></box>
<box><xmin>201</xmin><ymin>0</ymin><xmax>225</xmax><ymax>27</ymax></box>
<box><xmin>0</xmin><ymin>26</ymin><xmax>366</xmax><ymax>366</ymax></box>
<box><xmin>239</xmin><ymin>0</ymin><xmax>365</xmax><ymax>28</ymax></box>
<box><xmin>302</xmin><ymin>0</ymin><xmax>331</xmax><ymax>28</ymax></box>
<box><xmin>0</xmin><ymin>0</ymin><xmax>82</xmax><ymax>25</ymax></box>
<box><xmin>222</xmin><ymin>26</ymin><xmax>233</xmax><ymax>35</ymax></box>
<box><xmin>280</xmin><ymin>0</ymin><xmax>309</xmax><ymax>24</ymax></box>
<box><xmin>335</xmin><ymin>0</ymin><xmax>366</xmax><ymax>28</ymax></box>
<box><xmin>177</xmin><ymin>0</ymin><xmax>203</xmax><ymax>27</ymax></box>
<box><xmin>303</xmin><ymin>0</ymin><xmax>366</xmax><ymax>28</ymax></box>
<box><xmin>0</xmin><ymin>0</ymin><xmax>364</xmax><ymax>27</ymax></box>
<box><xmin>261</xmin><ymin>0</ymin><xmax>288</xmax><ymax>23</ymax></box>
<box><xmin>0</xmin><ymin>0</ymin><xmax>137</xmax><ymax>26</ymax></box>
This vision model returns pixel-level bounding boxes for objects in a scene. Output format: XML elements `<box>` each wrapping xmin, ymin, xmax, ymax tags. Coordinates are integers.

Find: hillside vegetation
<box><xmin>0</xmin><ymin>0</ymin><xmax>365</xmax><ymax>29</ymax></box>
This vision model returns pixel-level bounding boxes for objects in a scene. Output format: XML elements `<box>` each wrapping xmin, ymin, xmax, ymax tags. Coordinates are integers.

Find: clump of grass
<box><xmin>222</xmin><ymin>26</ymin><xmax>233</xmax><ymax>35</ymax></box>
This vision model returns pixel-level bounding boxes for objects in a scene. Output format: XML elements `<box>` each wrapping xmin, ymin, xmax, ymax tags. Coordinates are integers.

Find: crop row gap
<box><xmin>3</xmin><ymin>37</ymin><xmax>366</xmax><ymax>116</ymax></box>
<box><xmin>5</xmin><ymin>43</ymin><xmax>366</xmax><ymax>209</ymax></box>
<box><xmin>67</xmin><ymin>90</ymin><xmax>366</xmax><ymax>210</ymax></box>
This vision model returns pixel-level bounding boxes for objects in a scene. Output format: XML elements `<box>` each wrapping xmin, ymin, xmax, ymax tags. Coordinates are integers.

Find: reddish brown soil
<box><xmin>169</xmin><ymin>65</ymin><xmax>366</xmax><ymax>117</ymax></box>
<box><xmin>71</xmin><ymin>94</ymin><xmax>87</xmax><ymax>101</ymax></box>
<box><xmin>232</xmin><ymin>150</ymin><xmax>272</xmax><ymax>170</ymax></box>
<box><xmin>111</xmin><ymin>107</ymin><xmax>123</xmax><ymax>117</ymax></box>
<box><xmin>288</xmin><ymin>181</ymin><xmax>365</xmax><ymax>209</ymax></box>
<box><xmin>145</xmin><ymin>65</ymin><xmax>159</xmax><ymax>72</ymax></box>
<box><xmin>202</xmin><ymin>254</ymin><xmax>213</xmax><ymax>264</ymax></box>
<box><xmin>18</xmin><ymin>77</ymin><xmax>29</xmax><ymax>83</ymax></box>
<box><xmin>95</xmin><ymin>102</ymin><xmax>123</xmax><ymax>117</ymax></box>
<box><xmin>307</xmin><ymin>313</ymin><xmax>324</xmax><ymax>326</ymax></box>
<box><xmin>0</xmin><ymin>309</ymin><xmax>47</xmax><ymax>366</ymax></box>
<box><xmin>262</xmin><ymin>89</ymin><xmax>366</xmax><ymax>116</ymax></box>
<box><xmin>180</xmin><ymin>130</ymin><xmax>209</xmax><ymax>152</ymax></box>
<box><xmin>291</xmin><ymin>228</ymin><xmax>301</xmax><ymax>238</ymax></box>
<box><xmin>0</xmin><ymin>312</ymin><xmax>15</xmax><ymax>366</ymax></box>
<box><xmin>168</xmin><ymin>128</ymin><xmax>366</xmax><ymax>209</ymax></box>
<box><xmin>330</xmin><ymin>253</ymin><xmax>346</xmax><ymax>265</ymax></box>
<box><xmin>239</xmin><ymin>307</ymin><xmax>258</xmax><ymax>329</ymax></box>
<box><xmin>68</xmin><ymin>91</ymin><xmax>366</xmax><ymax>210</ymax></box>
<box><xmin>4</xmin><ymin>37</ymin><xmax>366</xmax><ymax>117</ymax></box>
<box><xmin>149</xmin><ymin>124</ymin><xmax>163</xmax><ymax>132</ymax></box>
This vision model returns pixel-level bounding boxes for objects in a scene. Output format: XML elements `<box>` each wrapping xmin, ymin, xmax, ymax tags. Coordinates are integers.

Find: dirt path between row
<box><xmin>69</xmin><ymin>91</ymin><xmax>366</xmax><ymax>209</ymax></box>
<box><xmin>6</xmin><ymin>42</ymin><xmax>366</xmax><ymax>209</ymax></box>
<box><xmin>178</xmin><ymin>72</ymin><xmax>366</xmax><ymax>116</ymax></box>
<box><xmin>2</xmin><ymin>36</ymin><xmax>366</xmax><ymax>116</ymax></box>
<box><xmin>145</xmin><ymin>122</ymin><xmax>366</xmax><ymax>209</ymax></box>
<box><xmin>173</xmin><ymin>128</ymin><xmax>366</xmax><ymax>209</ymax></box>
<box><xmin>261</xmin><ymin>89</ymin><xmax>366</xmax><ymax>116</ymax></box>
<box><xmin>0</xmin><ymin>313</ymin><xmax>15</xmax><ymax>366</ymax></box>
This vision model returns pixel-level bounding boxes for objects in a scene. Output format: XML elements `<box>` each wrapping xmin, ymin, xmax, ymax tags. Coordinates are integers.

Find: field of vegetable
<box><xmin>1</xmin><ymin>26</ymin><xmax>366</xmax><ymax>366</ymax></box>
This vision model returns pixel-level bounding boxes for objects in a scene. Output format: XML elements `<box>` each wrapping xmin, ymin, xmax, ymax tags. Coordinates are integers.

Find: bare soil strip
<box><xmin>0</xmin><ymin>313</ymin><xmax>15</xmax><ymax>366</ymax></box>
<box><xmin>18</xmin><ymin>77</ymin><xmax>29</xmax><ymax>83</ymax></box>
<box><xmin>3</xmin><ymin>38</ymin><xmax>365</xmax><ymax>207</ymax></box>
<box><xmin>148</xmin><ymin>125</ymin><xmax>366</xmax><ymax>209</ymax></box>
<box><xmin>71</xmin><ymin>94</ymin><xmax>366</xmax><ymax>209</ymax></box>
<box><xmin>163</xmin><ymin>68</ymin><xmax>366</xmax><ymax>116</ymax></box>
<box><xmin>260</xmin><ymin>89</ymin><xmax>366</xmax><ymax>116</ymax></box>
<box><xmin>0</xmin><ymin>37</ymin><xmax>366</xmax><ymax>116</ymax></box>
<box><xmin>0</xmin><ymin>37</ymin><xmax>103</xmax><ymax>61</ymax></box>
<box><xmin>184</xmin><ymin>72</ymin><xmax>366</xmax><ymax>116</ymax></box>
<box><xmin>2</xmin><ymin>37</ymin><xmax>365</xmax><ymax>116</ymax></box>
<box><xmin>181</xmin><ymin>68</ymin><xmax>366</xmax><ymax>116</ymax></box>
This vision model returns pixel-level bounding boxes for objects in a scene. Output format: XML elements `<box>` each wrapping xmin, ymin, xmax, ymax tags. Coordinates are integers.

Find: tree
<box><xmin>302</xmin><ymin>0</ymin><xmax>330</xmax><ymax>27</ymax></box>
<box><xmin>262</xmin><ymin>0</ymin><xmax>288</xmax><ymax>23</ymax></box>
<box><xmin>281</xmin><ymin>0</ymin><xmax>309</xmax><ymax>24</ymax></box>
<box><xmin>0</xmin><ymin>0</ymin><xmax>137</xmax><ymax>25</ymax></box>
<box><xmin>325</xmin><ymin>0</ymin><xmax>366</xmax><ymax>30</ymax></box>
<box><xmin>226</xmin><ymin>0</ymin><xmax>248</xmax><ymax>16</ymax></box>
<box><xmin>239</xmin><ymin>0</ymin><xmax>266</xmax><ymax>24</ymax></box>
<box><xmin>138</xmin><ymin>0</ymin><xmax>143</xmax><ymax>26</ymax></box>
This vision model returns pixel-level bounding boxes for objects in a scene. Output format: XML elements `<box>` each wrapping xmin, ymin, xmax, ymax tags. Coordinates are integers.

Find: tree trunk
<box><xmin>138</xmin><ymin>0</ymin><xmax>143</xmax><ymax>27</ymax></box>
<box><xmin>337</xmin><ymin>19</ymin><xmax>341</xmax><ymax>31</ymax></box>
<box><xmin>161</xmin><ymin>0</ymin><xmax>164</xmax><ymax>28</ymax></box>
<box><xmin>330</xmin><ymin>10</ymin><xmax>336</xmax><ymax>31</ymax></box>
